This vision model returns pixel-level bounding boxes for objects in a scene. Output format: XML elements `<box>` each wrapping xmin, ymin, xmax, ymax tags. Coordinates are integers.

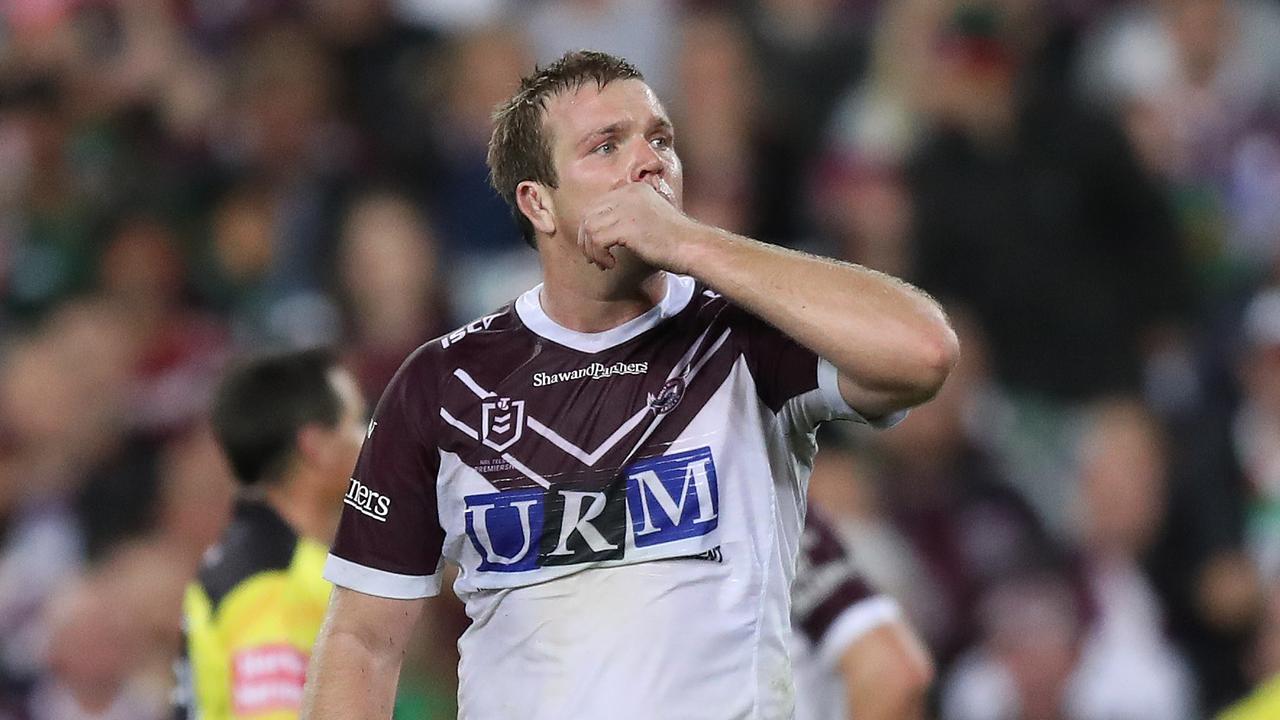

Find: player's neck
<box><xmin>538</xmin><ymin>261</ymin><xmax>667</xmax><ymax>334</ymax></box>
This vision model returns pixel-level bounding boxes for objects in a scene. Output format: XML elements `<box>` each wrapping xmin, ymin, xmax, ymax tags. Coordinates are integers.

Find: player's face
<box><xmin>542</xmin><ymin>79</ymin><xmax>683</xmax><ymax>241</ymax></box>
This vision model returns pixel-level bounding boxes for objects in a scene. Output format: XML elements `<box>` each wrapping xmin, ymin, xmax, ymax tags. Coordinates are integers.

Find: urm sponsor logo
<box><xmin>463</xmin><ymin>446</ymin><xmax>719</xmax><ymax>572</ymax></box>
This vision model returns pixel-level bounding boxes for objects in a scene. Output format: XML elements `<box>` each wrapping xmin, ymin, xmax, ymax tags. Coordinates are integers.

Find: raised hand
<box><xmin>577</xmin><ymin>182</ymin><xmax>700</xmax><ymax>273</ymax></box>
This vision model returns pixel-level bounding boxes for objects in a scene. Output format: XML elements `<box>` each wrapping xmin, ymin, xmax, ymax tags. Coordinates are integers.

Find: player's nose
<box><xmin>629</xmin><ymin>140</ymin><xmax>665</xmax><ymax>184</ymax></box>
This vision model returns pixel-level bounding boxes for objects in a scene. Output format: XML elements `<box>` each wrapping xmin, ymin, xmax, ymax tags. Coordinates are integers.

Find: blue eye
<box><xmin>593</xmin><ymin>142</ymin><xmax>615</xmax><ymax>155</ymax></box>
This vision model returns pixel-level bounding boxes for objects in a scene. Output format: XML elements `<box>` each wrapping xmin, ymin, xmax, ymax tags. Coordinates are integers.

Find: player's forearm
<box><xmin>301</xmin><ymin>625</ymin><xmax>403</xmax><ymax>720</ymax></box>
<box><xmin>680</xmin><ymin>226</ymin><xmax>958</xmax><ymax>406</ymax></box>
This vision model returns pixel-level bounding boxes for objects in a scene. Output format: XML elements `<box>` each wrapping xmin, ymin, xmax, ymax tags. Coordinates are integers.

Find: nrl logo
<box><xmin>481</xmin><ymin>397</ymin><xmax>525</xmax><ymax>452</ymax></box>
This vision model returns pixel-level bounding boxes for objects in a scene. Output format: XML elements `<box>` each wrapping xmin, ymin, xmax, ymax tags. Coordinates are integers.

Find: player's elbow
<box><xmin>922</xmin><ymin>322</ymin><xmax>961</xmax><ymax>392</ymax></box>
<box><xmin>898</xmin><ymin>319</ymin><xmax>960</xmax><ymax>404</ymax></box>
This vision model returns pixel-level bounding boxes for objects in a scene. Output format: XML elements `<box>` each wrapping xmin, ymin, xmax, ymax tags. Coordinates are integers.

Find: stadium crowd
<box><xmin>1</xmin><ymin>0</ymin><xmax>1280</xmax><ymax>718</ymax></box>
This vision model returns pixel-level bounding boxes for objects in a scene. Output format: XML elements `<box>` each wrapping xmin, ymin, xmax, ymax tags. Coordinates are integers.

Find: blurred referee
<box><xmin>173</xmin><ymin>349</ymin><xmax>366</xmax><ymax>719</ymax></box>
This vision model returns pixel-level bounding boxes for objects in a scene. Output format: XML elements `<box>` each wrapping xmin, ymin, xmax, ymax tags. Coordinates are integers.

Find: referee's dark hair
<box><xmin>211</xmin><ymin>347</ymin><xmax>343</xmax><ymax>487</ymax></box>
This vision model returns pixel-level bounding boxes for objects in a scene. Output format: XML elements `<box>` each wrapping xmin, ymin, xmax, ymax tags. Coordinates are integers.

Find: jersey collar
<box><xmin>515</xmin><ymin>272</ymin><xmax>697</xmax><ymax>353</ymax></box>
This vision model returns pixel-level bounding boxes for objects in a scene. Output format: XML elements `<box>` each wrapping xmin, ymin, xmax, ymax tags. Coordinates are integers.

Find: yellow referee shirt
<box><xmin>1219</xmin><ymin>675</ymin><xmax>1280</xmax><ymax>720</ymax></box>
<box><xmin>175</xmin><ymin>500</ymin><xmax>331</xmax><ymax>719</ymax></box>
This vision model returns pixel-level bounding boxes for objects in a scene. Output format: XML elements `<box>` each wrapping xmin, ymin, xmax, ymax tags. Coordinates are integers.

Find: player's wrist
<box><xmin>672</xmin><ymin>221</ymin><xmax>729</xmax><ymax>276</ymax></box>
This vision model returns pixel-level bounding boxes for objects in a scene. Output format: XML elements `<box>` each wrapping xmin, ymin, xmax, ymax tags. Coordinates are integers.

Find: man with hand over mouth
<box><xmin>304</xmin><ymin>50</ymin><xmax>957</xmax><ymax>720</ymax></box>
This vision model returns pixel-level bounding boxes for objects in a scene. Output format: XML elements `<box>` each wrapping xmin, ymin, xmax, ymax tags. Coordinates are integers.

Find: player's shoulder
<box><xmin>678</xmin><ymin>276</ymin><xmax>762</xmax><ymax>333</ymax></box>
<box><xmin>437</xmin><ymin>301</ymin><xmax>523</xmax><ymax>353</ymax></box>
<box><xmin>394</xmin><ymin>302</ymin><xmax>523</xmax><ymax>375</ymax></box>
<box><xmin>667</xmin><ymin>275</ymin><xmax>742</xmax><ymax>332</ymax></box>
<box><xmin>682</xmin><ymin>275</ymin><xmax>725</xmax><ymax>311</ymax></box>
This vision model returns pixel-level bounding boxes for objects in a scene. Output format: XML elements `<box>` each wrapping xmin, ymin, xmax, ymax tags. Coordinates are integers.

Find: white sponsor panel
<box><xmin>231</xmin><ymin>645</ymin><xmax>308</xmax><ymax>715</ymax></box>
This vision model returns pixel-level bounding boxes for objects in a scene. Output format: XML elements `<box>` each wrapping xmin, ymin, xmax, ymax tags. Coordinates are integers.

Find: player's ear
<box><xmin>516</xmin><ymin>180</ymin><xmax>557</xmax><ymax>237</ymax></box>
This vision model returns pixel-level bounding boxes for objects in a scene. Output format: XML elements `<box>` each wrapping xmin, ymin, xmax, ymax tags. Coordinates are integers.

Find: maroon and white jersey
<box><xmin>324</xmin><ymin>273</ymin><xmax>898</xmax><ymax>719</ymax></box>
<box><xmin>790</xmin><ymin>511</ymin><xmax>902</xmax><ymax>720</ymax></box>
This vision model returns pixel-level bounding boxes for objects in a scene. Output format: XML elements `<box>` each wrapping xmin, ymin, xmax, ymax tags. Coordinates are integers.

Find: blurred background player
<box><xmin>792</xmin><ymin>508</ymin><xmax>933</xmax><ymax>720</ymax></box>
<box><xmin>174</xmin><ymin>349</ymin><xmax>366</xmax><ymax>719</ymax></box>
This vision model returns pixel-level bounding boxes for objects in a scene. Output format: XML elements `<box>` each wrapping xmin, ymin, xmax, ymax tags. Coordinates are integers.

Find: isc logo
<box><xmin>463</xmin><ymin>446</ymin><xmax>719</xmax><ymax>572</ymax></box>
<box><xmin>440</xmin><ymin>312</ymin><xmax>502</xmax><ymax>349</ymax></box>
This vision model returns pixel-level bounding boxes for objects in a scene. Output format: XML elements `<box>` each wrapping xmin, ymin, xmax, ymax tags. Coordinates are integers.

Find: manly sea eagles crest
<box><xmin>649</xmin><ymin>377</ymin><xmax>686</xmax><ymax>415</ymax></box>
<box><xmin>481</xmin><ymin>397</ymin><xmax>525</xmax><ymax>451</ymax></box>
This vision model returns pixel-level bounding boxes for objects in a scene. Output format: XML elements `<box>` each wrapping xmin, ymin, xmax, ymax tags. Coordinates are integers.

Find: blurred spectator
<box><xmin>523</xmin><ymin>0</ymin><xmax>678</xmax><ymax>98</ymax></box>
<box><xmin>0</xmin><ymin>300</ymin><xmax>138</xmax><ymax>501</ymax></box>
<box><xmin>744</xmin><ymin>0</ymin><xmax>870</xmax><ymax>241</ymax></box>
<box><xmin>1077</xmin><ymin>0</ymin><xmax>1280</xmax><ymax>294</ymax></box>
<box><xmin>671</xmin><ymin>10</ymin><xmax>762</xmax><ymax>236</ymax></box>
<box><xmin>150</xmin><ymin>427</ymin><xmax>236</xmax><ymax>562</ymax></box>
<box><xmin>1220</xmin><ymin>581</ymin><xmax>1280</xmax><ymax>719</ymax></box>
<box><xmin>812</xmin><ymin>85</ymin><xmax>917</xmax><ymax>276</ymax></box>
<box><xmin>813</xmin><ymin>0</ymin><xmax>943</xmax><ymax>274</ymax></box>
<box><xmin>0</xmin><ymin>76</ymin><xmax>99</xmax><ymax>324</ymax></box>
<box><xmin>909</xmin><ymin>0</ymin><xmax>1193</xmax><ymax>403</ymax></box>
<box><xmin>96</xmin><ymin>212</ymin><xmax>229</xmax><ymax>435</ymax></box>
<box><xmin>0</xmin><ymin>301</ymin><xmax>138</xmax><ymax>712</ymax></box>
<box><xmin>426</xmin><ymin>24</ymin><xmax>528</xmax><ymax>253</ymax></box>
<box><xmin>195</xmin><ymin>181</ymin><xmax>341</xmax><ymax>348</ymax></box>
<box><xmin>1067</xmin><ymin>399</ymin><xmax>1199</xmax><ymax>719</ymax></box>
<box><xmin>941</xmin><ymin>569</ymin><xmax>1086</xmax><ymax>720</ymax></box>
<box><xmin>1235</xmin><ymin>287</ymin><xmax>1280</xmax><ymax>582</ymax></box>
<box><xmin>393</xmin><ymin>0</ymin><xmax>511</xmax><ymax>32</ymax></box>
<box><xmin>303</xmin><ymin>0</ymin><xmax>444</xmax><ymax>181</ymax></box>
<box><xmin>423</xmin><ymin>25</ymin><xmax>538</xmax><ymax>321</ymax></box>
<box><xmin>27</xmin><ymin>424</ymin><xmax>235</xmax><ymax>719</ymax></box>
<box><xmin>336</xmin><ymin>189</ymin><xmax>448</xmax><ymax>397</ymax></box>
<box><xmin>1103</xmin><ymin>273</ymin><xmax>1280</xmax><ymax>720</ymax></box>
<box><xmin>1141</xmin><ymin>284</ymin><xmax>1280</xmax><ymax>712</ymax></box>
<box><xmin>202</xmin><ymin>25</ymin><xmax>354</xmax><ymax>347</ymax></box>
<box><xmin>944</xmin><ymin>400</ymin><xmax>1203</xmax><ymax>720</ymax></box>
<box><xmin>1152</xmin><ymin>431</ymin><xmax>1256</xmax><ymax>709</ymax></box>
<box><xmin>33</xmin><ymin>541</ymin><xmax>192</xmax><ymax>720</ymax></box>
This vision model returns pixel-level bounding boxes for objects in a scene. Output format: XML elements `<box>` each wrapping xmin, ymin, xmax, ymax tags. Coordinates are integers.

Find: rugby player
<box><xmin>304</xmin><ymin>50</ymin><xmax>957</xmax><ymax>719</ymax></box>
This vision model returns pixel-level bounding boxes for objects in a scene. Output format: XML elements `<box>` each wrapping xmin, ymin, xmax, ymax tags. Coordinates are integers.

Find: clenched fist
<box><xmin>578</xmin><ymin>183</ymin><xmax>702</xmax><ymax>273</ymax></box>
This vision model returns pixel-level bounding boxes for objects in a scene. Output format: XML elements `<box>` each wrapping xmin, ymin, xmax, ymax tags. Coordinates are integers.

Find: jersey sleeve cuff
<box><xmin>323</xmin><ymin>554</ymin><xmax>442</xmax><ymax>599</ymax></box>
<box><xmin>817</xmin><ymin>358</ymin><xmax>908</xmax><ymax>429</ymax></box>
<box><xmin>815</xmin><ymin>595</ymin><xmax>903</xmax><ymax>669</ymax></box>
